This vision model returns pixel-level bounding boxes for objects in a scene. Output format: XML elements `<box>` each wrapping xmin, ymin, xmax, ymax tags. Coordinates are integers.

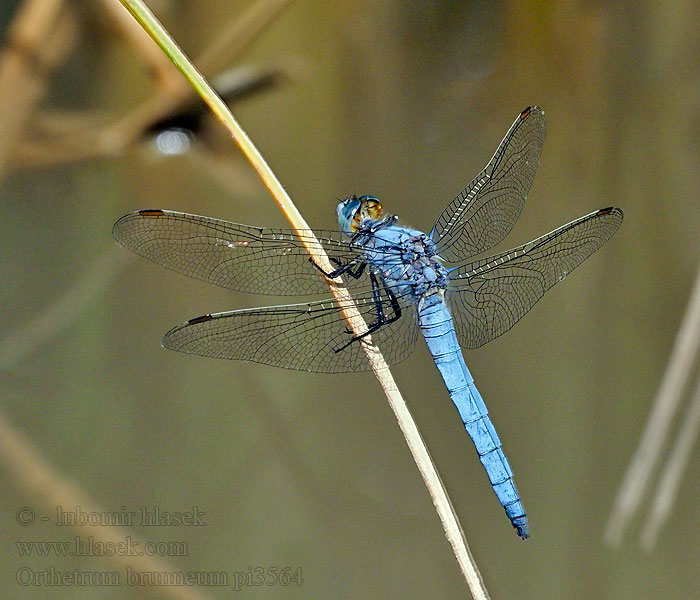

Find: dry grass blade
<box><xmin>117</xmin><ymin>0</ymin><xmax>490</xmax><ymax>596</ymax></box>
<box><xmin>640</xmin><ymin>371</ymin><xmax>700</xmax><ymax>550</ymax></box>
<box><xmin>605</xmin><ymin>261</ymin><xmax>700</xmax><ymax>545</ymax></box>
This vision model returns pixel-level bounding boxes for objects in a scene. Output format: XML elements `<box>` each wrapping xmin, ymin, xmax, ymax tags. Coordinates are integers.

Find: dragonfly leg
<box><xmin>334</xmin><ymin>273</ymin><xmax>402</xmax><ymax>353</ymax></box>
<box><xmin>309</xmin><ymin>256</ymin><xmax>367</xmax><ymax>279</ymax></box>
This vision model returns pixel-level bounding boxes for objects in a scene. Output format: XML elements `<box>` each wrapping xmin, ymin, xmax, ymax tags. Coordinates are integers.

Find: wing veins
<box><xmin>446</xmin><ymin>207</ymin><xmax>623</xmax><ymax>348</ymax></box>
<box><xmin>431</xmin><ymin>106</ymin><xmax>546</xmax><ymax>263</ymax></box>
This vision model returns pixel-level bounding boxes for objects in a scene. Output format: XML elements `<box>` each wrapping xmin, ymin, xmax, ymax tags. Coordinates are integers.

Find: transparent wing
<box><xmin>112</xmin><ymin>209</ymin><xmax>367</xmax><ymax>296</ymax></box>
<box><xmin>446</xmin><ymin>207</ymin><xmax>623</xmax><ymax>348</ymax></box>
<box><xmin>162</xmin><ymin>290</ymin><xmax>420</xmax><ymax>373</ymax></box>
<box><xmin>431</xmin><ymin>106</ymin><xmax>546</xmax><ymax>263</ymax></box>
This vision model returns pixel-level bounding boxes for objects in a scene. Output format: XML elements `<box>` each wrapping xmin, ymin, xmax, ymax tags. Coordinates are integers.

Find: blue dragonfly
<box><xmin>113</xmin><ymin>106</ymin><xmax>623</xmax><ymax>538</ymax></box>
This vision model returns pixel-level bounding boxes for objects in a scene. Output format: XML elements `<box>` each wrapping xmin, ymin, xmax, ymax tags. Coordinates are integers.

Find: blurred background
<box><xmin>1</xmin><ymin>1</ymin><xmax>699</xmax><ymax>598</ymax></box>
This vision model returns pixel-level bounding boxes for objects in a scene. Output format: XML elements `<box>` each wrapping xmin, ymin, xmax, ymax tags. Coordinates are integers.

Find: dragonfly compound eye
<box><xmin>336</xmin><ymin>196</ymin><xmax>363</xmax><ymax>234</ymax></box>
<box><xmin>359</xmin><ymin>196</ymin><xmax>383</xmax><ymax>221</ymax></box>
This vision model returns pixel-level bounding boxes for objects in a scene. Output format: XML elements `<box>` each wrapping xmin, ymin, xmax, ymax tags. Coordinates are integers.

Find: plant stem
<box><xmin>117</xmin><ymin>1</ymin><xmax>489</xmax><ymax>596</ymax></box>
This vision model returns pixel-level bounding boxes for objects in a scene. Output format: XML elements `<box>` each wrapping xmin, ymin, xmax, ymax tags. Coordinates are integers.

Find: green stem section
<box><xmin>117</xmin><ymin>0</ymin><xmax>309</xmax><ymax>233</ymax></box>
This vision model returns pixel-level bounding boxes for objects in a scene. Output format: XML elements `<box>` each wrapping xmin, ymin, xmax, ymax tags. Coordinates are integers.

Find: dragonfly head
<box><xmin>336</xmin><ymin>195</ymin><xmax>384</xmax><ymax>235</ymax></box>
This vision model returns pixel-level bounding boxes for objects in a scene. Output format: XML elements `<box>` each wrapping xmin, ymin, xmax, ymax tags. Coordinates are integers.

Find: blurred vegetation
<box><xmin>0</xmin><ymin>1</ymin><xmax>699</xmax><ymax>599</ymax></box>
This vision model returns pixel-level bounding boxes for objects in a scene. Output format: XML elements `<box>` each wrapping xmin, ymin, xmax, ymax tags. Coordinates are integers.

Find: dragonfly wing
<box><xmin>162</xmin><ymin>290</ymin><xmax>420</xmax><ymax>373</ymax></box>
<box><xmin>446</xmin><ymin>207</ymin><xmax>623</xmax><ymax>348</ymax></box>
<box><xmin>113</xmin><ymin>209</ymin><xmax>366</xmax><ymax>296</ymax></box>
<box><xmin>431</xmin><ymin>106</ymin><xmax>546</xmax><ymax>263</ymax></box>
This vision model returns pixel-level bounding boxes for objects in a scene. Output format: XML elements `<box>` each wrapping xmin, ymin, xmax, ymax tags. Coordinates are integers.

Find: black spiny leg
<box><xmin>333</xmin><ymin>272</ymin><xmax>402</xmax><ymax>353</ymax></box>
<box><xmin>309</xmin><ymin>256</ymin><xmax>367</xmax><ymax>279</ymax></box>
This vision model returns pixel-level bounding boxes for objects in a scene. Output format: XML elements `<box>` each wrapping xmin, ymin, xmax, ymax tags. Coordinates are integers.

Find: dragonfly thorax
<box><xmin>394</xmin><ymin>233</ymin><xmax>449</xmax><ymax>300</ymax></box>
<box><xmin>365</xmin><ymin>226</ymin><xmax>450</xmax><ymax>304</ymax></box>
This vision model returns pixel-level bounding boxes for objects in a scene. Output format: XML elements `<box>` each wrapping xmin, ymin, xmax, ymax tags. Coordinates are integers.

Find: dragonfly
<box><xmin>113</xmin><ymin>106</ymin><xmax>623</xmax><ymax>538</ymax></box>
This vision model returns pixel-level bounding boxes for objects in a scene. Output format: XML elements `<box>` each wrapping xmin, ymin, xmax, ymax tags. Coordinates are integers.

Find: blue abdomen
<box><xmin>418</xmin><ymin>297</ymin><xmax>528</xmax><ymax>538</ymax></box>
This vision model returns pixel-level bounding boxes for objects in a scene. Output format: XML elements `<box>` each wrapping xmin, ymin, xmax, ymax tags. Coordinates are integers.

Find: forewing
<box><xmin>162</xmin><ymin>291</ymin><xmax>420</xmax><ymax>373</ymax></box>
<box><xmin>431</xmin><ymin>106</ymin><xmax>546</xmax><ymax>262</ymax></box>
<box><xmin>112</xmin><ymin>209</ymin><xmax>365</xmax><ymax>296</ymax></box>
<box><xmin>446</xmin><ymin>207</ymin><xmax>623</xmax><ymax>348</ymax></box>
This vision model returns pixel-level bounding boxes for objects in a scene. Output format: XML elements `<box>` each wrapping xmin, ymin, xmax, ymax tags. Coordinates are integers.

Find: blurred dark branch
<box><xmin>144</xmin><ymin>66</ymin><xmax>285</xmax><ymax>136</ymax></box>
<box><xmin>7</xmin><ymin>0</ymin><xmax>295</xmax><ymax>170</ymax></box>
<box><xmin>12</xmin><ymin>65</ymin><xmax>286</xmax><ymax>169</ymax></box>
<box><xmin>97</xmin><ymin>0</ymin><xmax>295</xmax><ymax>151</ymax></box>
